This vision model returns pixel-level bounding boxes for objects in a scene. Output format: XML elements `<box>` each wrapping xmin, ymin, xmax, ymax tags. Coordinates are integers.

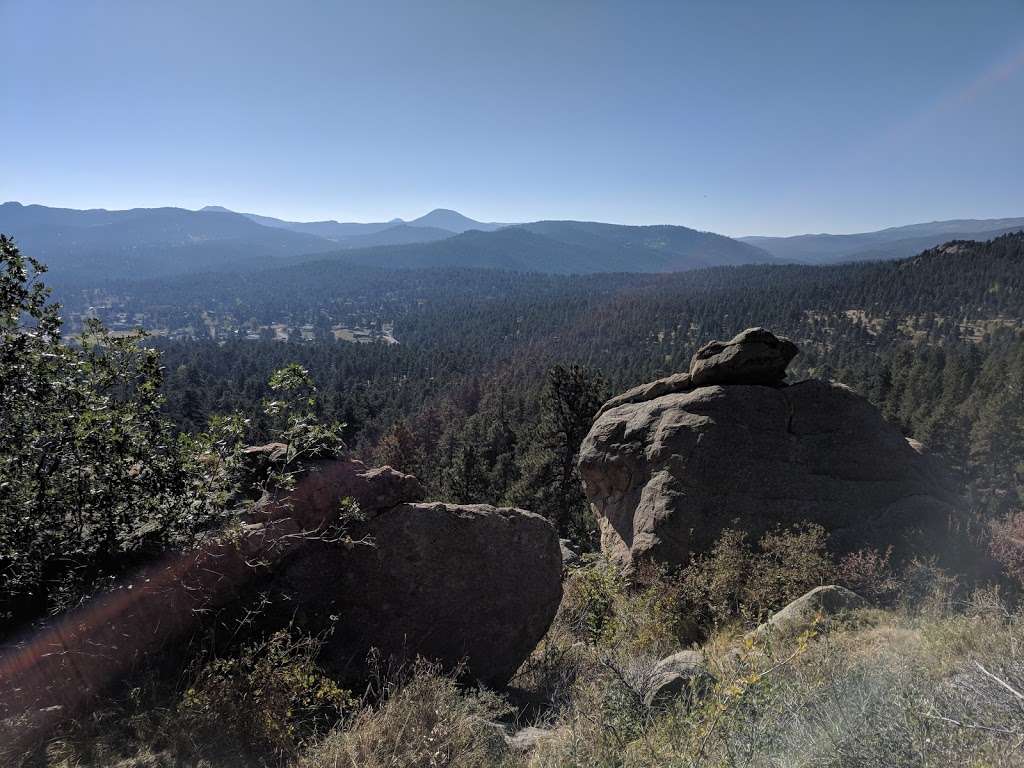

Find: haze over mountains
<box><xmin>2</xmin><ymin>200</ymin><xmax>1021</xmax><ymax>282</ymax></box>
<box><xmin>743</xmin><ymin>217</ymin><xmax>1024</xmax><ymax>264</ymax></box>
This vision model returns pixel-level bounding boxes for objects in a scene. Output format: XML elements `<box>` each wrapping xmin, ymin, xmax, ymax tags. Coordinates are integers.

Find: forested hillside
<box><xmin>743</xmin><ymin>217</ymin><xmax>1024</xmax><ymax>263</ymax></box>
<box><xmin>148</xmin><ymin>233</ymin><xmax>1024</xmax><ymax>537</ymax></box>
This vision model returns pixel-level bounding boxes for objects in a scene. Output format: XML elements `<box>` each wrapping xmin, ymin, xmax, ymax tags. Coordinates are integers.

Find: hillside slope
<box><xmin>744</xmin><ymin>217</ymin><xmax>1024</xmax><ymax>263</ymax></box>
<box><xmin>326</xmin><ymin>220</ymin><xmax>773</xmax><ymax>273</ymax></box>
<box><xmin>0</xmin><ymin>202</ymin><xmax>338</xmax><ymax>278</ymax></box>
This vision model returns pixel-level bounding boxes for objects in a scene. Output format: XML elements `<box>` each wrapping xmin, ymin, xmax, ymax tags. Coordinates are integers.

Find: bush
<box><xmin>837</xmin><ymin>546</ymin><xmax>903</xmax><ymax>605</ymax></box>
<box><xmin>178</xmin><ymin>629</ymin><xmax>353</xmax><ymax>760</ymax></box>
<box><xmin>745</xmin><ymin>522</ymin><xmax>836</xmax><ymax>620</ymax></box>
<box><xmin>678</xmin><ymin>523</ymin><xmax>837</xmax><ymax>632</ymax></box>
<box><xmin>990</xmin><ymin>509</ymin><xmax>1024</xmax><ymax>587</ymax></box>
<box><xmin>0</xmin><ymin>234</ymin><xmax>348</xmax><ymax>632</ymax></box>
<box><xmin>558</xmin><ymin>555</ymin><xmax>628</xmax><ymax>644</ymax></box>
<box><xmin>298</xmin><ymin>661</ymin><xmax>513</xmax><ymax>768</ymax></box>
<box><xmin>900</xmin><ymin>557</ymin><xmax>959</xmax><ymax>616</ymax></box>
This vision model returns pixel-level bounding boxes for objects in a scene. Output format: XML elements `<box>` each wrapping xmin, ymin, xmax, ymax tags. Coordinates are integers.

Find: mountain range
<box><xmin>2</xmin><ymin>200</ymin><xmax>1021</xmax><ymax>282</ymax></box>
<box><xmin>742</xmin><ymin>217</ymin><xmax>1024</xmax><ymax>263</ymax></box>
<box><xmin>202</xmin><ymin>205</ymin><xmax>504</xmax><ymax>241</ymax></box>
<box><xmin>0</xmin><ymin>202</ymin><xmax>772</xmax><ymax>279</ymax></box>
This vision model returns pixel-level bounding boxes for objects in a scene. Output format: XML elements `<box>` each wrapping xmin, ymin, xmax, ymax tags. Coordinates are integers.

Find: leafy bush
<box><xmin>0</xmin><ymin>236</ymin><xmax>346</xmax><ymax>629</ymax></box>
<box><xmin>558</xmin><ymin>555</ymin><xmax>628</xmax><ymax>644</ymax></box>
<box><xmin>0</xmin><ymin>237</ymin><xmax>195</xmax><ymax>623</ymax></box>
<box><xmin>178</xmin><ymin>629</ymin><xmax>352</xmax><ymax>760</ymax></box>
<box><xmin>745</xmin><ymin>522</ymin><xmax>836</xmax><ymax>619</ymax></box>
<box><xmin>678</xmin><ymin>523</ymin><xmax>837</xmax><ymax>632</ymax></box>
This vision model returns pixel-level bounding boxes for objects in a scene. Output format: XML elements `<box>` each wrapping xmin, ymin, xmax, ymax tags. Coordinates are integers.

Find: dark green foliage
<box><xmin>508</xmin><ymin>364</ymin><xmax>607</xmax><ymax>538</ymax></box>
<box><xmin>0</xmin><ymin>236</ymin><xmax>194</xmax><ymax>623</ymax></box>
<box><xmin>178</xmin><ymin>629</ymin><xmax>353</xmax><ymax>760</ymax></box>
<box><xmin>0</xmin><ymin>237</ymin><xmax>346</xmax><ymax>631</ymax></box>
<box><xmin>134</xmin><ymin>233</ymin><xmax>1024</xmax><ymax>534</ymax></box>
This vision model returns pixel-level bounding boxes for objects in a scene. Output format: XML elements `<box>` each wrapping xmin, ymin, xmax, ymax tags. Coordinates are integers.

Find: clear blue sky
<box><xmin>3</xmin><ymin>1</ymin><xmax>1023</xmax><ymax>236</ymax></box>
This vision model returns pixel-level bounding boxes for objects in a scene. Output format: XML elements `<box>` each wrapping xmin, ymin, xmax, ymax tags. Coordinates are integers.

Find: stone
<box><xmin>560</xmin><ymin>538</ymin><xmax>581</xmax><ymax>567</ymax></box>
<box><xmin>688</xmin><ymin>327</ymin><xmax>798</xmax><ymax>387</ymax></box>
<box><xmin>746</xmin><ymin>585</ymin><xmax>868</xmax><ymax>642</ymax></box>
<box><xmin>249</xmin><ymin>457</ymin><xmax>425</xmax><ymax>529</ymax></box>
<box><xmin>505</xmin><ymin>726</ymin><xmax>556</xmax><ymax>752</ymax></box>
<box><xmin>644</xmin><ymin>650</ymin><xmax>713</xmax><ymax>709</ymax></box>
<box><xmin>596</xmin><ymin>372</ymin><xmax>692</xmax><ymax>417</ymax></box>
<box><xmin>578</xmin><ymin>378</ymin><xmax>960</xmax><ymax>570</ymax></box>
<box><xmin>1</xmin><ymin>457</ymin><xmax>560</xmax><ymax>740</ymax></box>
<box><xmin>277</xmin><ymin>501</ymin><xmax>563</xmax><ymax>687</ymax></box>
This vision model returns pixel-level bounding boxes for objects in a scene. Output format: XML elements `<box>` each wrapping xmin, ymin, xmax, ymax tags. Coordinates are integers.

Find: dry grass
<box><xmin>297</xmin><ymin>662</ymin><xmax>515</xmax><ymax>768</ymax></box>
<box><xmin>12</xmin><ymin>559</ymin><xmax>1024</xmax><ymax>768</ymax></box>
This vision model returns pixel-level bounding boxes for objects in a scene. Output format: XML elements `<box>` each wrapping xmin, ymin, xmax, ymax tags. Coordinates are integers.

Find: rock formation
<box><xmin>277</xmin><ymin>500</ymin><xmax>563</xmax><ymax>687</ymax></box>
<box><xmin>578</xmin><ymin>328</ymin><xmax>960</xmax><ymax>570</ymax></box>
<box><xmin>1</xmin><ymin>457</ymin><xmax>562</xmax><ymax>737</ymax></box>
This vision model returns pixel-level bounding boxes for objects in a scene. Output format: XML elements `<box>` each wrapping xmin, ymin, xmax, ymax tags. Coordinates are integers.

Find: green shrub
<box><xmin>678</xmin><ymin>523</ymin><xmax>837</xmax><ymax>632</ymax></box>
<box><xmin>559</xmin><ymin>555</ymin><xmax>628</xmax><ymax>644</ymax></box>
<box><xmin>178</xmin><ymin>629</ymin><xmax>353</xmax><ymax>760</ymax></box>
<box><xmin>745</xmin><ymin>522</ymin><xmax>836</xmax><ymax>620</ymax></box>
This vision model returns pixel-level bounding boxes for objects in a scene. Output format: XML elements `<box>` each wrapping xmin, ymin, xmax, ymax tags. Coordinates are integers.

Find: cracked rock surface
<box><xmin>578</xmin><ymin>331</ymin><xmax>959</xmax><ymax>570</ymax></box>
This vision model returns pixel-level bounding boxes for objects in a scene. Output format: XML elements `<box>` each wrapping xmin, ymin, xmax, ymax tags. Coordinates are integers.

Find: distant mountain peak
<box><xmin>200</xmin><ymin>205</ymin><xmax>234</xmax><ymax>213</ymax></box>
<box><xmin>409</xmin><ymin>208</ymin><xmax>501</xmax><ymax>233</ymax></box>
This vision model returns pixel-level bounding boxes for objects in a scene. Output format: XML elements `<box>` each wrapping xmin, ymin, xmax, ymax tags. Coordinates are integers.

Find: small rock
<box><xmin>747</xmin><ymin>585</ymin><xmax>868</xmax><ymax>642</ymax></box>
<box><xmin>506</xmin><ymin>725</ymin><xmax>555</xmax><ymax>752</ymax></box>
<box><xmin>644</xmin><ymin>650</ymin><xmax>713</xmax><ymax>709</ymax></box>
<box><xmin>596</xmin><ymin>372</ymin><xmax>692</xmax><ymax>416</ymax></box>
<box><xmin>560</xmin><ymin>538</ymin><xmax>580</xmax><ymax>567</ymax></box>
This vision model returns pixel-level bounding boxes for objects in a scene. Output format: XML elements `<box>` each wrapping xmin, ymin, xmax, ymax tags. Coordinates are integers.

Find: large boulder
<box><xmin>579</xmin><ymin>333</ymin><xmax>960</xmax><ymax>571</ymax></box>
<box><xmin>1</xmin><ymin>457</ymin><xmax>561</xmax><ymax>745</ymax></box>
<box><xmin>277</xmin><ymin>501</ymin><xmax>563</xmax><ymax>687</ymax></box>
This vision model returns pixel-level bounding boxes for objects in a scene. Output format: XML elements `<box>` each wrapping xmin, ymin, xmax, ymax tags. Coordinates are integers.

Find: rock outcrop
<box><xmin>688</xmin><ymin>327</ymin><xmax>798</xmax><ymax>387</ymax></box>
<box><xmin>278</xmin><ymin>500</ymin><xmax>563</xmax><ymax>687</ymax></box>
<box><xmin>578</xmin><ymin>328</ymin><xmax>960</xmax><ymax>570</ymax></box>
<box><xmin>1</xmin><ymin>457</ymin><xmax>562</xmax><ymax>739</ymax></box>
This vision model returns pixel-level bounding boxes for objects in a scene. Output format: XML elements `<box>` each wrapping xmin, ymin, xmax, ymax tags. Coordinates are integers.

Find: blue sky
<box><xmin>2</xmin><ymin>0</ymin><xmax>1023</xmax><ymax>236</ymax></box>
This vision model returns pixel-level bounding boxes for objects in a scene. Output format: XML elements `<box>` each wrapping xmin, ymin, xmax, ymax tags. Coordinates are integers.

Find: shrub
<box><xmin>178</xmin><ymin>629</ymin><xmax>352</xmax><ymax>760</ymax></box>
<box><xmin>678</xmin><ymin>528</ymin><xmax>752</xmax><ymax>630</ymax></box>
<box><xmin>900</xmin><ymin>557</ymin><xmax>959</xmax><ymax>616</ymax></box>
<box><xmin>0</xmin><ymin>236</ymin><xmax>345</xmax><ymax>630</ymax></box>
<box><xmin>678</xmin><ymin>523</ymin><xmax>837</xmax><ymax>632</ymax></box>
<box><xmin>558</xmin><ymin>555</ymin><xmax>628</xmax><ymax>644</ymax></box>
<box><xmin>837</xmin><ymin>546</ymin><xmax>903</xmax><ymax>605</ymax></box>
<box><xmin>298</xmin><ymin>661</ymin><xmax>513</xmax><ymax>768</ymax></box>
<box><xmin>990</xmin><ymin>509</ymin><xmax>1024</xmax><ymax>587</ymax></box>
<box><xmin>745</xmin><ymin>522</ymin><xmax>836</xmax><ymax>620</ymax></box>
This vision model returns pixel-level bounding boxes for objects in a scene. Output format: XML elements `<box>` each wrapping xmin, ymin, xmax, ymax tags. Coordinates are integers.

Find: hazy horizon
<box><xmin>8</xmin><ymin>198</ymin><xmax>1024</xmax><ymax>240</ymax></box>
<box><xmin>3</xmin><ymin>1</ymin><xmax>1024</xmax><ymax>236</ymax></box>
